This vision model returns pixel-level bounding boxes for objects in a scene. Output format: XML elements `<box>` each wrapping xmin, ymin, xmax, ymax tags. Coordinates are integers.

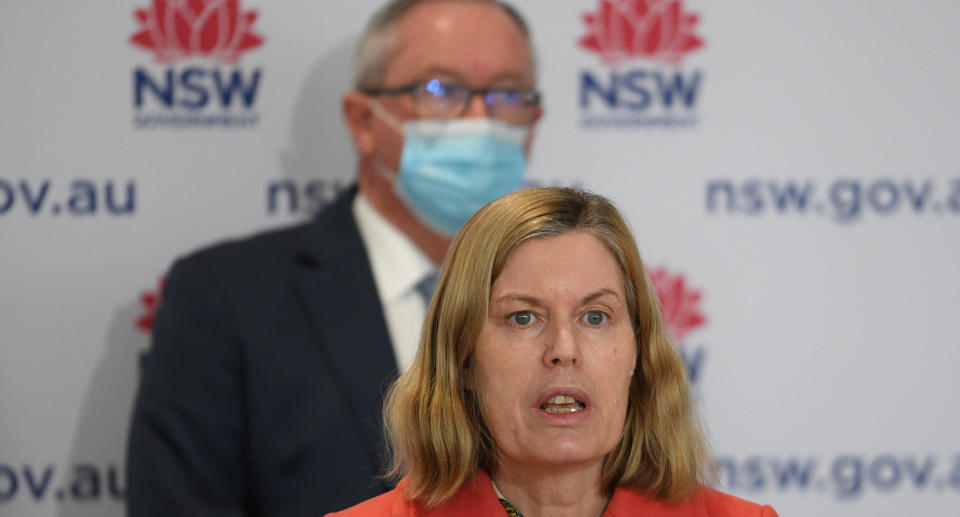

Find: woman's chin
<box><xmin>506</xmin><ymin>437</ymin><xmax>609</xmax><ymax>470</ymax></box>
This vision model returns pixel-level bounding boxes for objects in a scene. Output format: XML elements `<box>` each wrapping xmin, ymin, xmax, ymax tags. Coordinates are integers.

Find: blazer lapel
<box><xmin>294</xmin><ymin>188</ymin><xmax>398</xmax><ymax>475</ymax></box>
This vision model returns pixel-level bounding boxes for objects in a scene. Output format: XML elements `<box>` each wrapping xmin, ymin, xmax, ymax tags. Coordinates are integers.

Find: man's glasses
<box><xmin>365</xmin><ymin>78</ymin><xmax>541</xmax><ymax>125</ymax></box>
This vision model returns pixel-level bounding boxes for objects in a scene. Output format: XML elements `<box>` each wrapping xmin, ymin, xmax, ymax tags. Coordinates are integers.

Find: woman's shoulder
<box><xmin>697</xmin><ymin>487</ymin><xmax>778</xmax><ymax>516</ymax></box>
<box><xmin>324</xmin><ymin>484</ymin><xmax>411</xmax><ymax>517</ymax></box>
<box><xmin>325</xmin><ymin>472</ymin><xmax>506</xmax><ymax>517</ymax></box>
<box><xmin>607</xmin><ymin>485</ymin><xmax>778</xmax><ymax>516</ymax></box>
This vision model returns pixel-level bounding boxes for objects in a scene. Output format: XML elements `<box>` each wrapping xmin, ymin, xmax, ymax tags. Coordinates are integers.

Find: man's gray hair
<box><xmin>352</xmin><ymin>0</ymin><xmax>535</xmax><ymax>92</ymax></box>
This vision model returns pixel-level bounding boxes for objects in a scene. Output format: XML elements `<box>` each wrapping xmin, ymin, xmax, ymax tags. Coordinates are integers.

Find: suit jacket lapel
<box><xmin>294</xmin><ymin>187</ymin><xmax>397</xmax><ymax>475</ymax></box>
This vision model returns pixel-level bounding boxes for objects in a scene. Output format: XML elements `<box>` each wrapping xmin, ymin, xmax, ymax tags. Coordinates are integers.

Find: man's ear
<box><xmin>523</xmin><ymin>105</ymin><xmax>544</xmax><ymax>155</ymax></box>
<box><xmin>342</xmin><ymin>91</ymin><xmax>376</xmax><ymax>156</ymax></box>
<box><xmin>531</xmin><ymin>104</ymin><xmax>544</xmax><ymax>125</ymax></box>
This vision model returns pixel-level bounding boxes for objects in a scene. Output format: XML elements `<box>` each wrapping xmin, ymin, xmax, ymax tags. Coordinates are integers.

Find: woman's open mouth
<box><xmin>540</xmin><ymin>394</ymin><xmax>587</xmax><ymax>414</ymax></box>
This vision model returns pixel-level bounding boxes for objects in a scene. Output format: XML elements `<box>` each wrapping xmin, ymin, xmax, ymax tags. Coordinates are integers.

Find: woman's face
<box><xmin>472</xmin><ymin>232</ymin><xmax>637</xmax><ymax>472</ymax></box>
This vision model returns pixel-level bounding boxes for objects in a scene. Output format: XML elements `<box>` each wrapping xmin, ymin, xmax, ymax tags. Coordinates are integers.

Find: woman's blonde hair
<box><xmin>384</xmin><ymin>187</ymin><xmax>712</xmax><ymax>506</ymax></box>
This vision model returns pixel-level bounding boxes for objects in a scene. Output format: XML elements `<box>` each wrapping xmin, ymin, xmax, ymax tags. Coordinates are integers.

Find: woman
<box><xmin>329</xmin><ymin>188</ymin><xmax>777</xmax><ymax>516</ymax></box>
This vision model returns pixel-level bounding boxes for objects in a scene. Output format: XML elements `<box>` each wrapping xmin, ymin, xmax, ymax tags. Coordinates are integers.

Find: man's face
<box><xmin>371</xmin><ymin>1</ymin><xmax>539</xmax><ymax>171</ymax></box>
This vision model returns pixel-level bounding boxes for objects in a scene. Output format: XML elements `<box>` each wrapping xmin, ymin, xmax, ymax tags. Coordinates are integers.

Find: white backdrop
<box><xmin>2</xmin><ymin>1</ymin><xmax>958</xmax><ymax>516</ymax></box>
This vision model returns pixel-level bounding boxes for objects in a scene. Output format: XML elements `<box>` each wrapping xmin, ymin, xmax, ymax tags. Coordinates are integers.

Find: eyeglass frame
<box><xmin>363</xmin><ymin>78</ymin><xmax>542</xmax><ymax>124</ymax></box>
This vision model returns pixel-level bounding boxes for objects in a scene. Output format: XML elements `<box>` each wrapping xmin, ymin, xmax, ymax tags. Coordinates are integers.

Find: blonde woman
<box><xmin>329</xmin><ymin>188</ymin><xmax>777</xmax><ymax>517</ymax></box>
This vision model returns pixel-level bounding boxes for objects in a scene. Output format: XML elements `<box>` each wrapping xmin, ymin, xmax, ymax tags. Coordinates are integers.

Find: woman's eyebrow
<box><xmin>494</xmin><ymin>289</ymin><xmax>620</xmax><ymax>307</ymax></box>
<box><xmin>494</xmin><ymin>293</ymin><xmax>543</xmax><ymax>307</ymax></box>
<box><xmin>581</xmin><ymin>288</ymin><xmax>620</xmax><ymax>305</ymax></box>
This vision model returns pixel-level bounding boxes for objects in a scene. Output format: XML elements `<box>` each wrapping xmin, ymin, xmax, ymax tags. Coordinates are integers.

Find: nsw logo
<box><xmin>135</xmin><ymin>275</ymin><xmax>165</xmax><ymax>374</ymax></box>
<box><xmin>650</xmin><ymin>265</ymin><xmax>707</xmax><ymax>383</ymax></box>
<box><xmin>129</xmin><ymin>0</ymin><xmax>265</xmax><ymax>129</ymax></box>
<box><xmin>136</xmin><ymin>275</ymin><xmax>165</xmax><ymax>334</ymax></box>
<box><xmin>578</xmin><ymin>0</ymin><xmax>705</xmax><ymax>128</ymax></box>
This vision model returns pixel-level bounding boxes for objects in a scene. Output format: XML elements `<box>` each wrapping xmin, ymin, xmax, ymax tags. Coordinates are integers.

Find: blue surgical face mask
<box><xmin>371</xmin><ymin>102</ymin><xmax>529</xmax><ymax>236</ymax></box>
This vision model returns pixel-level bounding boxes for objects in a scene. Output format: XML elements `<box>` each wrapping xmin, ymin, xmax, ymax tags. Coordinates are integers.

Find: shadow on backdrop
<box><xmin>57</xmin><ymin>302</ymin><xmax>143</xmax><ymax>517</ymax></box>
<box><xmin>276</xmin><ymin>37</ymin><xmax>359</xmax><ymax>220</ymax></box>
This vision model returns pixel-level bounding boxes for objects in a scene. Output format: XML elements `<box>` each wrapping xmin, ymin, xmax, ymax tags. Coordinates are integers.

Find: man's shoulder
<box><xmin>159</xmin><ymin>220</ymin><xmax>315</xmax><ymax>287</ymax></box>
<box><xmin>185</xmin><ymin>219</ymin><xmax>317</xmax><ymax>267</ymax></box>
<box><xmin>174</xmin><ymin>188</ymin><xmax>359</xmax><ymax>274</ymax></box>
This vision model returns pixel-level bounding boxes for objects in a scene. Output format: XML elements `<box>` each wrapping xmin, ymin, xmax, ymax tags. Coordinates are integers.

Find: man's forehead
<box><xmin>395</xmin><ymin>1</ymin><xmax>526</xmax><ymax>39</ymax></box>
<box><xmin>383</xmin><ymin>1</ymin><xmax>534</xmax><ymax>87</ymax></box>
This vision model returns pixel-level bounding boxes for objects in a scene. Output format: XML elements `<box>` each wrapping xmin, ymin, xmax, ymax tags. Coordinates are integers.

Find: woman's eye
<box><xmin>583</xmin><ymin>310</ymin><xmax>608</xmax><ymax>326</ymax></box>
<box><xmin>510</xmin><ymin>311</ymin><xmax>536</xmax><ymax>326</ymax></box>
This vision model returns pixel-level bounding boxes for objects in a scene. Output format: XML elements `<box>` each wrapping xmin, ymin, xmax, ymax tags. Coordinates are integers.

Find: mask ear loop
<box><xmin>367</xmin><ymin>99</ymin><xmax>404</xmax><ymax>183</ymax></box>
<box><xmin>368</xmin><ymin>99</ymin><xmax>404</xmax><ymax>133</ymax></box>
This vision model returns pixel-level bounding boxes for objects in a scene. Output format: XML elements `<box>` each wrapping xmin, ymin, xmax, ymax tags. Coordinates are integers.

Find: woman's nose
<box><xmin>544</xmin><ymin>322</ymin><xmax>580</xmax><ymax>367</ymax></box>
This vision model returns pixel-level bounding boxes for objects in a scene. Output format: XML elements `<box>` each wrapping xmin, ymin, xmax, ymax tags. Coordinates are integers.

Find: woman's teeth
<box><xmin>541</xmin><ymin>395</ymin><xmax>586</xmax><ymax>414</ymax></box>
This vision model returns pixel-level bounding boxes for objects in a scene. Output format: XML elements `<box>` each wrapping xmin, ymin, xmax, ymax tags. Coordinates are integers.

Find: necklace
<box><xmin>491</xmin><ymin>479</ymin><xmax>524</xmax><ymax>517</ymax></box>
<box><xmin>490</xmin><ymin>478</ymin><xmax>612</xmax><ymax>517</ymax></box>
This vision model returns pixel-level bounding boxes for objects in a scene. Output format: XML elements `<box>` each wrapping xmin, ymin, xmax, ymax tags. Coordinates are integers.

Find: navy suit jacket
<box><xmin>127</xmin><ymin>187</ymin><xmax>397</xmax><ymax>516</ymax></box>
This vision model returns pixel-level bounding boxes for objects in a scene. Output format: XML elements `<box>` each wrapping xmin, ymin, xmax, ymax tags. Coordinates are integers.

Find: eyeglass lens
<box><xmin>413</xmin><ymin>79</ymin><xmax>536</xmax><ymax>124</ymax></box>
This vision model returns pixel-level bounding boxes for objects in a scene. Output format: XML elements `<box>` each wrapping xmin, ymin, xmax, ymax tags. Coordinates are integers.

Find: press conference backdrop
<box><xmin>2</xmin><ymin>1</ymin><xmax>957</xmax><ymax>515</ymax></box>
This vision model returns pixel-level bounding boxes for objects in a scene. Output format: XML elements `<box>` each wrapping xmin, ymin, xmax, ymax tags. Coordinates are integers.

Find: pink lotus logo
<box><xmin>130</xmin><ymin>0</ymin><xmax>264</xmax><ymax>64</ymax></box>
<box><xmin>136</xmin><ymin>276</ymin><xmax>166</xmax><ymax>333</ymax></box>
<box><xmin>579</xmin><ymin>0</ymin><xmax>704</xmax><ymax>65</ymax></box>
<box><xmin>649</xmin><ymin>266</ymin><xmax>705</xmax><ymax>341</ymax></box>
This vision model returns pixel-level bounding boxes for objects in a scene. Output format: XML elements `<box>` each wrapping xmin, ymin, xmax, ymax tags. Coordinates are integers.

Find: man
<box><xmin>125</xmin><ymin>0</ymin><xmax>542</xmax><ymax>515</ymax></box>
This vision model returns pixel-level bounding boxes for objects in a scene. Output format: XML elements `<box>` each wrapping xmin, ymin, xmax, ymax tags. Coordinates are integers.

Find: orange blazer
<box><xmin>326</xmin><ymin>471</ymin><xmax>778</xmax><ymax>517</ymax></box>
